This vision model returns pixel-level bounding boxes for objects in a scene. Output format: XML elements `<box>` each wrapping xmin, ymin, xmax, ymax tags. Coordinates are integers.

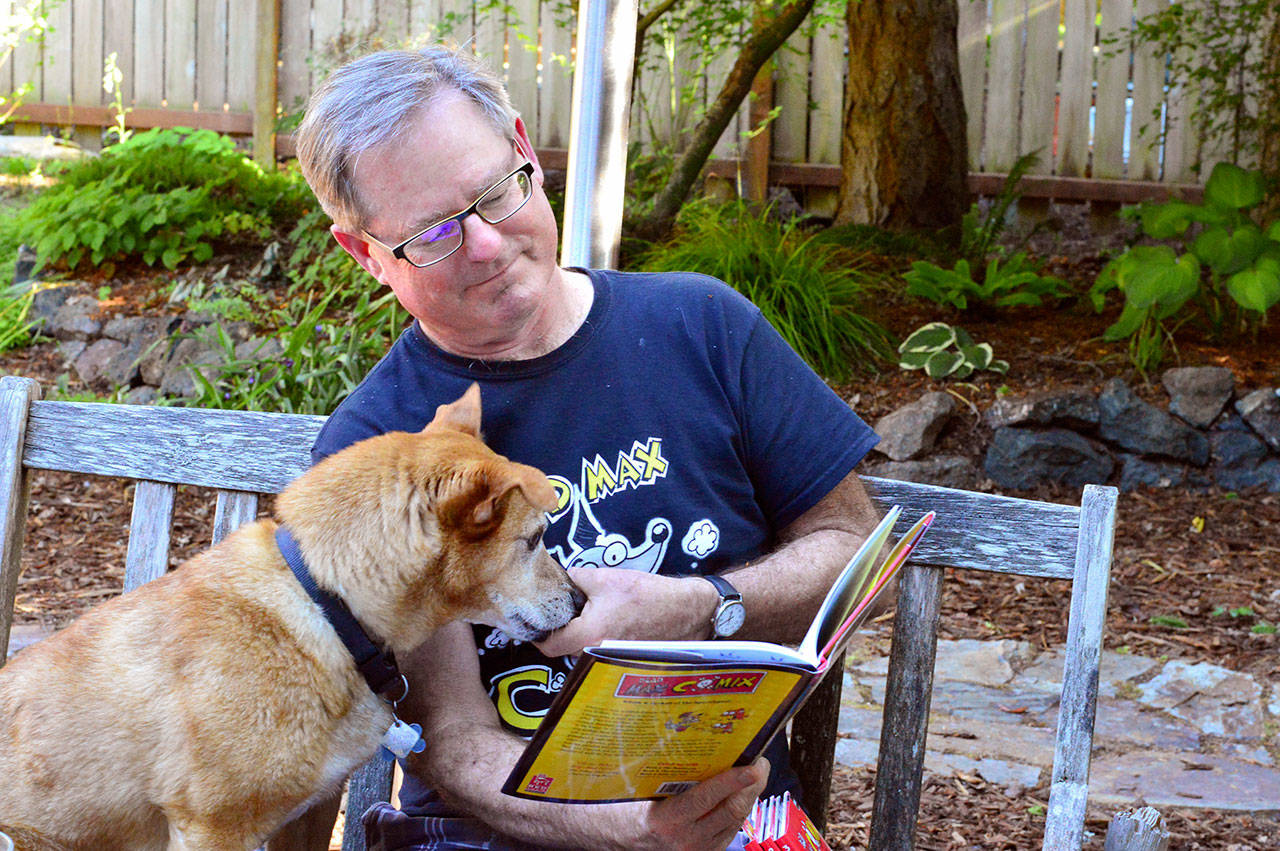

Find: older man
<box><xmin>295</xmin><ymin>44</ymin><xmax>881</xmax><ymax>851</ymax></box>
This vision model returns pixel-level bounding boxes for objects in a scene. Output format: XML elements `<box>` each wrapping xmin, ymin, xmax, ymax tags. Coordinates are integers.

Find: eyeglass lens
<box><xmin>403</xmin><ymin>168</ymin><xmax>532</xmax><ymax>266</ymax></box>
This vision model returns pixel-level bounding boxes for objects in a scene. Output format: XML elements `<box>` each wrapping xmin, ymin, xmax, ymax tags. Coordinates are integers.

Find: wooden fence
<box><xmin>2</xmin><ymin>0</ymin><xmax>1254</xmax><ymax>204</ymax></box>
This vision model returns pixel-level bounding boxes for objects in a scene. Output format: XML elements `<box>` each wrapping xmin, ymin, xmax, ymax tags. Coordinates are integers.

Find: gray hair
<box><xmin>295</xmin><ymin>44</ymin><xmax>519</xmax><ymax>230</ymax></box>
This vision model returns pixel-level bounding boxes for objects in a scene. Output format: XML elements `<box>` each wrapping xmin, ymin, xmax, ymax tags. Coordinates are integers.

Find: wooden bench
<box><xmin>0</xmin><ymin>374</ymin><xmax>1117</xmax><ymax>850</ymax></box>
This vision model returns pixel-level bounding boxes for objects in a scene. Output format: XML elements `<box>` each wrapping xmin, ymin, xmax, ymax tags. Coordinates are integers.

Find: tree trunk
<box><xmin>633</xmin><ymin>0</ymin><xmax>817</xmax><ymax>242</ymax></box>
<box><xmin>835</xmin><ymin>0</ymin><xmax>968</xmax><ymax>231</ymax></box>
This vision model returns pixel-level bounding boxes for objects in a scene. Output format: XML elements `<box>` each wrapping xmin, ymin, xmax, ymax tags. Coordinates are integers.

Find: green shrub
<box><xmin>897</xmin><ymin>321</ymin><xmax>1009</xmax><ymax>380</ymax></box>
<box><xmin>0</xmin><ymin>284</ymin><xmax>34</xmax><ymax>351</ymax></box>
<box><xmin>0</xmin><ymin>128</ymin><xmax>312</xmax><ymax>282</ymax></box>
<box><xmin>1090</xmin><ymin>161</ymin><xmax>1280</xmax><ymax>373</ymax></box>
<box><xmin>635</xmin><ymin>201</ymin><xmax>895</xmax><ymax>380</ymax></box>
<box><xmin>188</xmin><ymin>287</ymin><xmax>407</xmax><ymax>415</ymax></box>
<box><xmin>903</xmin><ymin>253</ymin><xmax>1069</xmax><ymax>311</ymax></box>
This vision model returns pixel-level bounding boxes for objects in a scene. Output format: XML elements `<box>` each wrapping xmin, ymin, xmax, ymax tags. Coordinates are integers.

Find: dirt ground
<box><xmin>4</xmin><ymin>214</ymin><xmax>1279</xmax><ymax>848</ymax></box>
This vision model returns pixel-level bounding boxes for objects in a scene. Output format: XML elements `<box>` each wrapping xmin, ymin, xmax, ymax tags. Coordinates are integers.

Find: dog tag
<box><xmin>380</xmin><ymin>718</ymin><xmax>426</xmax><ymax>761</ymax></box>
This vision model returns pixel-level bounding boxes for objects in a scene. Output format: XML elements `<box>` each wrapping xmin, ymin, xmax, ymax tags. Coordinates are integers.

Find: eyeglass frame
<box><xmin>361</xmin><ymin>160</ymin><xmax>537</xmax><ymax>268</ymax></box>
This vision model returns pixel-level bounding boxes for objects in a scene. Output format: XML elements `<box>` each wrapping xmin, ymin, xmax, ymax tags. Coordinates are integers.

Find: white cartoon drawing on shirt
<box><xmin>547</xmin><ymin>476</ymin><xmax>671</xmax><ymax>573</ymax></box>
<box><xmin>682</xmin><ymin>519</ymin><xmax>720</xmax><ymax>565</ymax></box>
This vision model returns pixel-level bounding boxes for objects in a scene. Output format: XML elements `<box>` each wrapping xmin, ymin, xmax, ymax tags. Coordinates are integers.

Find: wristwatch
<box><xmin>699</xmin><ymin>573</ymin><xmax>745</xmax><ymax>639</ymax></box>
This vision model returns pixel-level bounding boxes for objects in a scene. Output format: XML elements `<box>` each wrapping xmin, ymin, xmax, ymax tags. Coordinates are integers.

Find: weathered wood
<box><xmin>863</xmin><ymin>477</ymin><xmax>1079</xmax><ymax>578</ymax></box>
<box><xmin>134</xmin><ymin>0</ymin><xmax>165</xmax><ymax>107</ymax></box>
<box><xmin>70</xmin><ymin>0</ymin><xmax>105</xmax><ymax>105</ymax></box>
<box><xmin>213</xmin><ymin>490</ymin><xmax>260</xmax><ymax>543</ymax></box>
<box><xmin>0</xmin><ymin>377</ymin><xmax>40</xmax><ymax>662</ymax></box>
<box><xmin>1128</xmin><ymin>0</ymin><xmax>1164</xmax><ymax>180</ymax></box>
<box><xmin>772</xmin><ymin>28</ymin><xmax>808</xmax><ymax>165</ymax></box>
<box><xmin>124</xmin><ymin>481</ymin><xmax>176</xmax><ymax>591</ymax></box>
<box><xmin>1056</xmin><ymin>0</ymin><xmax>1095</xmax><ymax>177</ymax></box>
<box><xmin>253</xmin><ymin>0</ymin><xmax>280</xmax><ymax>166</ymax></box>
<box><xmin>22</xmin><ymin>401</ymin><xmax>323</xmax><ymax>493</ymax></box>
<box><xmin>536</xmin><ymin>0</ymin><xmax>573</xmax><ymax>149</ymax></box>
<box><xmin>504</xmin><ymin>0</ymin><xmax>540</xmax><ymax>125</ymax></box>
<box><xmin>984</xmin><ymin>0</ymin><xmax>1023</xmax><ymax>174</ymax></box>
<box><xmin>165</xmin><ymin>0</ymin><xmax>197</xmax><ymax>109</ymax></box>
<box><xmin>1044</xmin><ymin>484</ymin><xmax>1118</xmax><ymax>850</ymax></box>
<box><xmin>1019</xmin><ymin>0</ymin><xmax>1057</xmax><ymax>175</ymax></box>
<box><xmin>197</xmin><ymin>0</ymin><xmax>229</xmax><ymax>110</ymax></box>
<box><xmin>1094</xmin><ymin>0</ymin><xmax>1135</xmax><ymax>180</ymax></box>
<box><xmin>745</xmin><ymin>64</ymin><xmax>773</xmax><ymax>203</ymax></box>
<box><xmin>1104</xmin><ymin>806</ymin><xmax>1171</xmax><ymax>851</ymax></box>
<box><xmin>956</xmin><ymin>0</ymin><xmax>987</xmax><ymax>170</ymax></box>
<box><xmin>868</xmin><ymin>561</ymin><xmax>945</xmax><ymax>850</ymax></box>
<box><xmin>343</xmin><ymin>757</ymin><xmax>395</xmax><ymax>851</ymax></box>
<box><xmin>789</xmin><ymin>651</ymin><xmax>844</xmax><ymax>833</ymax></box>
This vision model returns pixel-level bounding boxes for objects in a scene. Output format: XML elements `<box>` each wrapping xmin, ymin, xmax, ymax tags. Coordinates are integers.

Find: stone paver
<box><xmin>837</xmin><ymin>636</ymin><xmax>1280</xmax><ymax>814</ymax></box>
<box><xmin>3</xmin><ymin>623</ymin><xmax>53</xmax><ymax>659</ymax></box>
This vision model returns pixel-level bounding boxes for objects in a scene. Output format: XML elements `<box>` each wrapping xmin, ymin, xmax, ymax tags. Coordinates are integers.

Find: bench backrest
<box><xmin>0</xmin><ymin>376</ymin><xmax>1117</xmax><ymax>850</ymax></box>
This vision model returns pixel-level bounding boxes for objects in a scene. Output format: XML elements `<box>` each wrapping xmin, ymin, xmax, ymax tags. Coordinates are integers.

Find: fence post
<box><xmin>745</xmin><ymin>64</ymin><xmax>773</xmax><ymax>203</ymax></box>
<box><xmin>254</xmin><ymin>0</ymin><xmax>282</xmax><ymax>166</ymax></box>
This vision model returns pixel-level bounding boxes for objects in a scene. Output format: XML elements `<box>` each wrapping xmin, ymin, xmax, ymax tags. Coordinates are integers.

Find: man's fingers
<box><xmin>662</xmin><ymin>758</ymin><xmax>770</xmax><ymax>823</ymax></box>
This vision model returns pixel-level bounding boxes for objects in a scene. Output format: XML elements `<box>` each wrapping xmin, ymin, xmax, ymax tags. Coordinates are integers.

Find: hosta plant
<box><xmin>897</xmin><ymin>322</ymin><xmax>1009</xmax><ymax>380</ymax></box>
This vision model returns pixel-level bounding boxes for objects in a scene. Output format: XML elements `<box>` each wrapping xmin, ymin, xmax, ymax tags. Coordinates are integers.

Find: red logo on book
<box><xmin>616</xmin><ymin>671</ymin><xmax>764</xmax><ymax>698</ymax></box>
<box><xmin>524</xmin><ymin>774</ymin><xmax>555</xmax><ymax>794</ymax></box>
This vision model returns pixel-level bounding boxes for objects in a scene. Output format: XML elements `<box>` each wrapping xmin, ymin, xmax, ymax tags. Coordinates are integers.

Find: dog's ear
<box><xmin>440</xmin><ymin>464</ymin><xmax>555</xmax><ymax>534</ymax></box>
<box><xmin>427</xmin><ymin>383</ymin><xmax>482</xmax><ymax>436</ymax></box>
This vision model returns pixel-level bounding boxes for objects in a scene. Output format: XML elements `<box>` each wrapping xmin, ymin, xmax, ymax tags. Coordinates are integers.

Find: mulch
<box><xmin>4</xmin><ymin>234</ymin><xmax>1280</xmax><ymax>849</ymax></box>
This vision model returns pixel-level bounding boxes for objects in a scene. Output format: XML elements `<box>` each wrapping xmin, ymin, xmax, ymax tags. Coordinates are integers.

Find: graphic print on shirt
<box><xmin>483</xmin><ymin>436</ymin><xmax>720</xmax><ymax>733</ymax></box>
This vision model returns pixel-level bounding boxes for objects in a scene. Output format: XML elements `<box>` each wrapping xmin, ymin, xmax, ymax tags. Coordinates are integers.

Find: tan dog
<box><xmin>0</xmin><ymin>385</ymin><xmax>583</xmax><ymax>850</ymax></box>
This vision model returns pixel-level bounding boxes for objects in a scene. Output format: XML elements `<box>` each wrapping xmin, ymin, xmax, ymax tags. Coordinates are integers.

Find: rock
<box><xmin>983</xmin><ymin>387</ymin><xmax>1100</xmax><ymax>430</ymax></box>
<box><xmin>235</xmin><ymin>336</ymin><xmax>283</xmax><ymax>362</ymax></box>
<box><xmin>1236</xmin><ymin>388</ymin><xmax>1280</xmax><ymax>452</ymax></box>
<box><xmin>873</xmin><ymin>391</ymin><xmax>956</xmax><ymax>461</ymax></box>
<box><xmin>0</xmin><ymin>135</ymin><xmax>92</xmax><ymax>161</ymax></box>
<box><xmin>1209</xmin><ymin>430</ymin><xmax>1280</xmax><ymax>491</ymax></box>
<box><xmin>46</xmin><ymin>294</ymin><xmax>103</xmax><ymax>341</ymax></box>
<box><xmin>25</xmin><ymin>281</ymin><xmax>78</xmax><ymax>330</ymax></box>
<box><xmin>862</xmin><ymin>454</ymin><xmax>979</xmax><ymax>489</ymax></box>
<box><xmin>983</xmin><ymin>427</ymin><xmax>1114</xmax><ymax>490</ymax></box>
<box><xmin>1118</xmin><ymin>454</ymin><xmax>1211</xmax><ymax>491</ymax></box>
<box><xmin>72</xmin><ymin>338</ymin><xmax>125</xmax><ymax>385</ymax></box>
<box><xmin>1162</xmin><ymin>366</ymin><xmax>1234</xmax><ymax>427</ymax></box>
<box><xmin>124</xmin><ymin>385</ymin><xmax>158</xmax><ymax>405</ymax></box>
<box><xmin>1098</xmin><ymin>378</ymin><xmax>1209</xmax><ymax>465</ymax></box>
<box><xmin>12</xmin><ymin>244</ymin><xmax>40</xmax><ymax>285</ymax></box>
<box><xmin>158</xmin><ymin>338</ymin><xmax>224</xmax><ymax>399</ymax></box>
<box><xmin>56</xmin><ymin>339</ymin><xmax>86</xmax><ymax>365</ymax></box>
<box><xmin>100</xmin><ymin>335</ymin><xmax>151</xmax><ymax>387</ymax></box>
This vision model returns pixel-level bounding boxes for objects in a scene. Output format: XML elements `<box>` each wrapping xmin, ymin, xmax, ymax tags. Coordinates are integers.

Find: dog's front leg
<box><xmin>166</xmin><ymin>818</ymin><xmax>262</xmax><ymax>851</ymax></box>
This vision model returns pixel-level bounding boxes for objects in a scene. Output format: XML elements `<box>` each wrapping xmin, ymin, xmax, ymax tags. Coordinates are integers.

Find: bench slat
<box><xmin>214</xmin><ymin>490</ymin><xmax>260</xmax><ymax>543</ymax></box>
<box><xmin>866</xmin><ymin>476</ymin><xmax>1079</xmax><ymax>578</ymax></box>
<box><xmin>125</xmin><ymin>481</ymin><xmax>176</xmax><ymax>591</ymax></box>
<box><xmin>0</xmin><ymin>376</ymin><xmax>40</xmax><ymax>660</ymax></box>
<box><xmin>22</xmin><ymin>401</ymin><xmax>324</xmax><ymax>493</ymax></box>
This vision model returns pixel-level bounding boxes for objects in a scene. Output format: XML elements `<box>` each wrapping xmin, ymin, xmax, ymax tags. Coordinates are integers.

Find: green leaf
<box><xmin>898</xmin><ymin>350</ymin><xmax>932</xmax><ymax>370</ymax></box>
<box><xmin>959</xmin><ymin>342</ymin><xmax>994</xmax><ymax>369</ymax></box>
<box><xmin>989</xmin><ymin>359</ymin><xmax>1010</xmax><ymax>374</ymax></box>
<box><xmin>899</xmin><ymin>322</ymin><xmax>956</xmax><ymax>353</ymax></box>
<box><xmin>1149</xmin><ymin>614</ymin><xmax>1189</xmax><ymax>629</ymax></box>
<box><xmin>161</xmin><ymin>248</ymin><xmax>183</xmax><ymax>269</ymax></box>
<box><xmin>924</xmin><ymin>350</ymin><xmax>964</xmax><ymax>378</ymax></box>
<box><xmin>1139</xmin><ymin>200</ymin><xmax>1197</xmax><ymax>239</ymax></box>
<box><xmin>1204</xmin><ymin>162</ymin><xmax>1266</xmax><ymax>211</ymax></box>
<box><xmin>1116</xmin><ymin>246</ymin><xmax>1199</xmax><ymax>310</ymax></box>
<box><xmin>1104</xmin><ymin>302</ymin><xmax>1149</xmax><ymax>342</ymax></box>
<box><xmin>1225</xmin><ymin>262</ymin><xmax>1280</xmax><ymax>313</ymax></box>
<box><xmin>1194</xmin><ymin>225</ymin><xmax>1267</xmax><ymax>275</ymax></box>
<box><xmin>1267</xmin><ymin>220</ymin><xmax>1280</xmax><ymax>242</ymax></box>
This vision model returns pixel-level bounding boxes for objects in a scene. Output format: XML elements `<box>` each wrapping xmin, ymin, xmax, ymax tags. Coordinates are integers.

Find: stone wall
<box><xmin>863</xmin><ymin>368</ymin><xmax>1280</xmax><ymax>493</ymax></box>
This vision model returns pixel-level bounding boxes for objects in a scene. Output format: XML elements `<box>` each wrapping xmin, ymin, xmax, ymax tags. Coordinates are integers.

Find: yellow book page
<box><xmin>511</xmin><ymin>661</ymin><xmax>805</xmax><ymax>802</ymax></box>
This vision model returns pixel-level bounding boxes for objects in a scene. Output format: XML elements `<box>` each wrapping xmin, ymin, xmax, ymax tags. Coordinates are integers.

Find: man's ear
<box><xmin>331</xmin><ymin>225</ymin><xmax>386</xmax><ymax>281</ymax></box>
<box><xmin>426</xmin><ymin>383</ymin><xmax>482</xmax><ymax>436</ymax></box>
<box><xmin>514</xmin><ymin>117</ymin><xmax>544</xmax><ymax>186</ymax></box>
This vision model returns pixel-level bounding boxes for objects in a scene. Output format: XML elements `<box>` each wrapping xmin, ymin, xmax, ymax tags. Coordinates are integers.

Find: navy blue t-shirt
<box><xmin>312</xmin><ymin>268</ymin><xmax>879</xmax><ymax>812</ymax></box>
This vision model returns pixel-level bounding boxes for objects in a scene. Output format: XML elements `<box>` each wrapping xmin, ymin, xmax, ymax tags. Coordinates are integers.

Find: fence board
<box><xmin>309</xmin><ymin>0</ymin><xmax>343</xmax><ymax>93</ymax></box>
<box><xmin>133</xmin><ymin>0</ymin><xmax>163</xmax><ymax>107</ymax></box>
<box><xmin>1093</xmin><ymin>0</ymin><xmax>1132</xmax><ymax>180</ymax></box>
<box><xmin>1021</xmin><ymin>0</ymin><xmax>1058</xmax><ymax>176</ymax></box>
<box><xmin>12</xmin><ymin>0</ymin><xmax>43</xmax><ymax>104</ymax></box>
<box><xmin>773</xmin><ymin>30</ymin><xmax>809</xmax><ymax>163</ymax></box>
<box><xmin>439</xmin><ymin>0</ymin><xmax>474</xmax><ymax>47</ymax></box>
<box><xmin>505</xmin><ymin>0</ymin><xmax>539</xmax><ymax>124</ymax></box>
<box><xmin>71</xmin><ymin>0</ymin><xmax>104</xmax><ymax>105</ymax></box>
<box><xmin>278</xmin><ymin>0</ymin><xmax>309</xmax><ymax>112</ymax></box>
<box><xmin>473</xmin><ymin>1</ymin><xmax>503</xmax><ymax>74</ymax></box>
<box><xmin>225</xmin><ymin>0</ymin><xmax>255</xmax><ymax>112</ymax></box>
<box><xmin>165</xmin><ymin>0</ymin><xmax>197</xmax><ymax>109</ymax></box>
<box><xmin>984</xmin><ymin>0</ymin><xmax>1023</xmax><ymax>173</ymax></box>
<box><xmin>196</xmin><ymin>0</ymin><xmax>228</xmax><ymax>110</ymax></box>
<box><xmin>1128</xmin><ymin>0</ymin><xmax>1163</xmax><ymax>180</ymax></box>
<box><xmin>1057</xmin><ymin>0</ymin><xmax>1094</xmax><ymax>176</ymax></box>
<box><xmin>536</xmin><ymin>0</ymin><xmax>572</xmax><ymax>148</ymax></box>
<box><xmin>956</xmin><ymin>0</ymin><xmax>987</xmax><ymax>172</ymax></box>
<box><xmin>807</xmin><ymin>16</ymin><xmax>841</xmax><ymax>166</ymax></box>
<box><xmin>0</xmin><ymin>1</ymin><xmax>11</xmax><ymax>94</ymax></box>
<box><xmin>43</xmin><ymin>0</ymin><xmax>72</xmax><ymax>106</ymax></box>
<box><xmin>102</xmin><ymin>0</ymin><xmax>135</xmax><ymax>106</ymax></box>
<box><xmin>1162</xmin><ymin>40</ymin><xmax>1199</xmax><ymax>183</ymax></box>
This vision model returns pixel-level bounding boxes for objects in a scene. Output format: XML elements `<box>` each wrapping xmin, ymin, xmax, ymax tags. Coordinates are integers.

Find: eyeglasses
<box><xmin>364</xmin><ymin>161</ymin><xmax>536</xmax><ymax>268</ymax></box>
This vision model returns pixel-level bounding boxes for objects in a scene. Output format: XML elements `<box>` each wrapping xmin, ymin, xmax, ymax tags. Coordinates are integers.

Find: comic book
<box><xmin>501</xmin><ymin>506</ymin><xmax>934</xmax><ymax>804</ymax></box>
<box><xmin>742</xmin><ymin>792</ymin><xmax>831</xmax><ymax>851</ymax></box>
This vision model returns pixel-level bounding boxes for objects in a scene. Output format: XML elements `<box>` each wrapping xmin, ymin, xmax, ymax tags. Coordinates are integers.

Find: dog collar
<box><xmin>275</xmin><ymin>526</ymin><xmax>406</xmax><ymax>703</ymax></box>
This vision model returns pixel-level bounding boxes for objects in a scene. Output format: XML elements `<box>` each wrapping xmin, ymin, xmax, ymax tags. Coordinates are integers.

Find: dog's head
<box><xmin>278</xmin><ymin>384</ymin><xmax>584</xmax><ymax>653</ymax></box>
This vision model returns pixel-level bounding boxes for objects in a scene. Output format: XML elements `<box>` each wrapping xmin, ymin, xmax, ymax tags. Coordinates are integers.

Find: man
<box><xmin>295</xmin><ymin>44</ymin><xmax>882</xmax><ymax>851</ymax></box>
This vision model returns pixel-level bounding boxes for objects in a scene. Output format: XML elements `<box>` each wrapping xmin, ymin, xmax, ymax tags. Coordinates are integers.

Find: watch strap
<box><xmin>700</xmin><ymin>572</ymin><xmax>742</xmax><ymax>602</ymax></box>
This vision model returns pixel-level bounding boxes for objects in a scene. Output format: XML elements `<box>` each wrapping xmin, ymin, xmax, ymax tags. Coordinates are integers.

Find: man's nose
<box><xmin>460</xmin><ymin>213</ymin><xmax>503</xmax><ymax>262</ymax></box>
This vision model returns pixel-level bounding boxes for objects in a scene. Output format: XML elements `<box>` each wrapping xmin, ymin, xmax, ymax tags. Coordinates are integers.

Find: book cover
<box><xmin>502</xmin><ymin>506</ymin><xmax>934</xmax><ymax>804</ymax></box>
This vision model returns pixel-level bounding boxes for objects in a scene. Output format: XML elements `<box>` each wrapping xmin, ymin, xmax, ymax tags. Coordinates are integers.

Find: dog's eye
<box><xmin>525</xmin><ymin>530</ymin><xmax>543</xmax><ymax>551</ymax></box>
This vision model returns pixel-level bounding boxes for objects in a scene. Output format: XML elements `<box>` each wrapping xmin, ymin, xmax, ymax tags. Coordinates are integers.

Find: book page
<box><xmin>506</xmin><ymin>658</ymin><xmax>806</xmax><ymax>802</ymax></box>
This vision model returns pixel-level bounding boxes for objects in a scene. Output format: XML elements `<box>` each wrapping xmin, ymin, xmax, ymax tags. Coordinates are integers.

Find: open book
<box><xmin>502</xmin><ymin>506</ymin><xmax>935</xmax><ymax>803</ymax></box>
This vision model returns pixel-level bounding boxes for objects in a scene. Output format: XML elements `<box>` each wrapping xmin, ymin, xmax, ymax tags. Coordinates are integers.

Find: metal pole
<box><xmin>559</xmin><ymin>0</ymin><xmax>637</xmax><ymax>270</ymax></box>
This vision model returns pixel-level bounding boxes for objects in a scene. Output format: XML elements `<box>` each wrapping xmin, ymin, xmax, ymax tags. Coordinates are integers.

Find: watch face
<box><xmin>714</xmin><ymin>601</ymin><xmax>746</xmax><ymax>637</ymax></box>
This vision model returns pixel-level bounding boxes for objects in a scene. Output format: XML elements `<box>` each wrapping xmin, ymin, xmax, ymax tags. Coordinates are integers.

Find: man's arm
<box><xmin>537</xmin><ymin>468</ymin><xmax>880</xmax><ymax>655</ymax></box>
<box><xmin>400</xmin><ymin>621</ymin><xmax>768</xmax><ymax>851</ymax></box>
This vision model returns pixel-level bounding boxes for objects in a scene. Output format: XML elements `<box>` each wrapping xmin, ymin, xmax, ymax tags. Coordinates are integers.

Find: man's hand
<box><xmin>534</xmin><ymin>566</ymin><xmax>716</xmax><ymax>657</ymax></box>
<box><xmin>637</xmin><ymin>758</ymin><xmax>769</xmax><ymax>851</ymax></box>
